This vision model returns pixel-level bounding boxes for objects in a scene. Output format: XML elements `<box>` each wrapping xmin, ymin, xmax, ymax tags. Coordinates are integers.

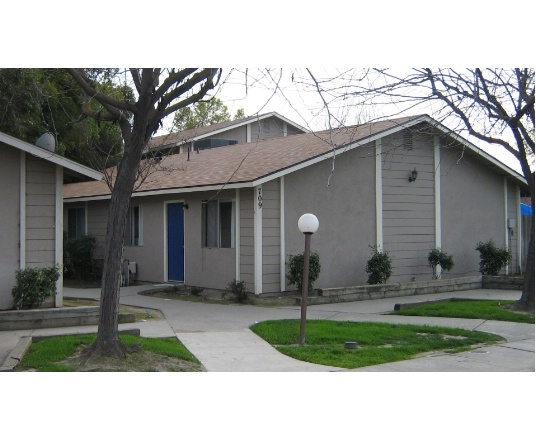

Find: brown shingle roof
<box><xmin>64</xmin><ymin>115</ymin><xmax>423</xmax><ymax>200</ymax></box>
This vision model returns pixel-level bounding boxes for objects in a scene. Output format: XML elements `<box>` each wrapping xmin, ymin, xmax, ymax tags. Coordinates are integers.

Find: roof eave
<box><xmin>0</xmin><ymin>132</ymin><xmax>103</xmax><ymax>181</ymax></box>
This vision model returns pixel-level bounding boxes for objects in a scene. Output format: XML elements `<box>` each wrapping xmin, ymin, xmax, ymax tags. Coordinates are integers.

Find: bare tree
<box><xmin>295</xmin><ymin>68</ymin><xmax>534</xmax><ymax>311</ymax></box>
<box><xmin>66</xmin><ymin>68</ymin><xmax>221</xmax><ymax>357</ymax></box>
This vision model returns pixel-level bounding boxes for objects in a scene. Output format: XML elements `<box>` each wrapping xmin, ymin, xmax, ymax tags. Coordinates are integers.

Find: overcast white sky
<box><xmin>3</xmin><ymin>3</ymin><xmax>532</xmax><ymax>173</ymax></box>
<box><xmin>166</xmin><ymin>68</ymin><xmax>528</xmax><ymax>174</ymax></box>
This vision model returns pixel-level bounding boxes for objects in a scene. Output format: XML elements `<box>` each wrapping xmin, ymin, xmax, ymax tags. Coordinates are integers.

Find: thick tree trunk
<box><xmin>88</xmin><ymin>131</ymin><xmax>147</xmax><ymax>358</ymax></box>
<box><xmin>516</xmin><ymin>195</ymin><xmax>535</xmax><ymax>312</ymax></box>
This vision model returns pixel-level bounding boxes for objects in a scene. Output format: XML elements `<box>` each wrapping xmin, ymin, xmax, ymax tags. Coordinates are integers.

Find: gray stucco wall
<box><xmin>183</xmin><ymin>190</ymin><xmax>236</xmax><ymax>289</ymax></box>
<box><xmin>80</xmin><ymin>190</ymin><xmax>238</xmax><ymax>289</ymax></box>
<box><xmin>284</xmin><ymin>142</ymin><xmax>377</xmax><ymax>290</ymax></box>
<box><xmin>440</xmin><ymin>139</ymin><xmax>512</xmax><ymax>277</ymax></box>
<box><xmin>0</xmin><ymin>145</ymin><xmax>21</xmax><ymax>310</ymax></box>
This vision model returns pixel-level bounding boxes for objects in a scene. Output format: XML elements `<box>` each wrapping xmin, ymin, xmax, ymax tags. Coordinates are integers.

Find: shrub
<box><xmin>64</xmin><ymin>234</ymin><xmax>97</xmax><ymax>280</ymax></box>
<box><xmin>222</xmin><ymin>279</ymin><xmax>249</xmax><ymax>303</ymax></box>
<box><xmin>12</xmin><ymin>265</ymin><xmax>61</xmax><ymax>310</ymax></box>
<box><xmin>365</xmin><ymin>246</ymin><xmax>392</xmax><ymax>284</ymax></box>
<box><xmin>286</xmin><ymin>251</ymin><xmax>321</xmax><ymax>293</ymax></box>
<box><xmin>476</xmin><ymin>240</ymin><xmax>511</xmax><ymax>276</ymax></box>
<box><xmin>428</xmin><ymin>248</ymin><xmax>454</xmax><ymax>279</ymax></box>
<box><xmin>189</xmin><ymin>286</ymin><xmax>204</xmax><ymax>296</ymax></box>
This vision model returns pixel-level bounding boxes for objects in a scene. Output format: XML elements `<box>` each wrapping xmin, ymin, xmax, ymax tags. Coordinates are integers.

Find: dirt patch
<box><xmin>141</xmin><ymin>287</ymin><xmax>299</xmax><ymax>307</ymax></box>
<box><xmin>54</xmin><ymin>345</ymin><xmax>206</xmax><ymax>372</ymax></box>
<box><xmin>63</xmin><ymin>298</ymin><xmax>165</xmax><ymax>321</ymax></box>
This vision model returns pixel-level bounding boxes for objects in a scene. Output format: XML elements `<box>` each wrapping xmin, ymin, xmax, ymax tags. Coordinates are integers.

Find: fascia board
<box><xmin>64</xmin><ymin>181</ymin><xmax>253</xmax><ymax>203</ymax></box>
<box><xmin>0</xmin><ymin>132</ymin><xmax>103</xmax><ymax>181</ymax></box>
<box><xmin>253</xmin><ymin>115</ymin><xmax>527</xmax><ymax>187</ymax></box>
<box><xmin>418</xmin><ymin>115</ymin><xmax>527</xmax><ymax>185</ymax></box>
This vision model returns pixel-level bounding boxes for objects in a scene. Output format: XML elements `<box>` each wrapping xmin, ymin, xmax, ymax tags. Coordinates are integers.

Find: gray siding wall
<box><xmin>25</xmin><ymin>156</ymin><xmax>57</xmax><ymax>308</ymax></box>
<box><xmin>250</xmin><ymin>117</ymin><xmax>288</xmax><ymax>141</ymax></box>
<box><xmin>287</xmin><ymin>125</ymin><xmax>304</xmax><ymax>136</ymax></box>
<box><xmin>284</xmin><ymin>142</ymin><xmax>377</xmax><ymax>290</ymax></box>
<box><xmin>25</xmin><ymin>156</ymin><xmax>56</xmax><ymax>270</ymax></box>
<box><xmin>0</xmin><ymin>145</ymin><xmax>21</xmax><ymax>309</ymax></box>
<box><xmin>440</xmin><ymin>139</ymin><xmax>508</xmax><ymax>277</ymax></box>
<box><xmin>240</xmin><ymin>188</ymin><xmax>254</xmax><ymax>288</ymax></box>
<box><xmin>206</xmin><ymin>126</ymin><xmax>247</xmax><ymax>144</ymax></box>
<box><xmin>381</xmin><ymin>130</ymin><xmax>435</xmax><ymax>282</ymax></box>
<box><xmin>262</xmin><ymin>180</ymin><xmax>280</xmax><ymax>293</ymax></box>
<box><xmin>507</xmin><ymin>181</ymin><xmax>520</xmax><ymax>273</ymax></box>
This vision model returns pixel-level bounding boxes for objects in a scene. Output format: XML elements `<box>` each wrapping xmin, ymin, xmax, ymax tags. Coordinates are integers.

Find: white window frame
<box><xmin>202</xmin><ymin>198</ymin><xmax>235</xmax><ymax>249</ymax></box>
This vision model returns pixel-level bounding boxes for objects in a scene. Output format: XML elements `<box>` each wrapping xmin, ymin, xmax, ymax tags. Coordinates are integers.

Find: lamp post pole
<box><xmin>299</xmin><ymin>231</ymin><xmax>312</xmax><ymax>345</ymax></box>
<box><xmin>297</xmin><ymin>213</ymin><xmax>319</xmax><ymax>346</ymax></box>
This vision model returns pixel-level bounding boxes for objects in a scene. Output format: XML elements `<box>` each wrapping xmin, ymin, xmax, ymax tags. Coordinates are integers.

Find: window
<box><xmin>67</xmin><ymin>207</ymin><xmax>86</xmax><ymax>238</ymax></box>
<box><xmin>125</xmin><ymin>206</ymin><xmax>142</xmax><ymax>246</ymax></box>
<box><xmin>202</xmin><ymin>199</ymin><xmax>234</xmax><ymax>248</ymax></box>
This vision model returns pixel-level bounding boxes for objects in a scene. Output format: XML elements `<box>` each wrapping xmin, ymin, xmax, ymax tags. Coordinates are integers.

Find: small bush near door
<box><xmin>286</xmin><ymin>251</ymin><xmax>321</xmax><ymax>293</ymax></box>
<box><xmin>222</xmin><ymin>279</ymin><xmax>249</xmax><ymax>303</ymax></box>
<box><xmin>428</xmin><ymin>248</ymin><xmax>454</xmax><ymax>279</ymax></box>
<box><xmin>476</xmin><ymin>240</ymin><xmax>511</xmax><ymax>276</ymax></box>
<box><xmin>12</xmin><ymin>265</ymin><xmax>61</xmax><ymax>310</ymax></box>
<box><xmin>365</xmin><ymin>246</ymin><xmax>392</xmax><ymax>284</ymax></box>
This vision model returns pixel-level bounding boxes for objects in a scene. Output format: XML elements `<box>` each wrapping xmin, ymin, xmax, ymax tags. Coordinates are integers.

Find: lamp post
<box><xmin>297</xmin><ymin>213</ymin><xmax>319</xmax><ymax>345</ymax></box>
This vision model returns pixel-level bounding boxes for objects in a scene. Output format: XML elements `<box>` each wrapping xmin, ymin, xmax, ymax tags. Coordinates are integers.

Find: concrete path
<box><xmin>1</xmin><ymin>285</ymin><xmax>534</xmax><ymax>372</ymax></box>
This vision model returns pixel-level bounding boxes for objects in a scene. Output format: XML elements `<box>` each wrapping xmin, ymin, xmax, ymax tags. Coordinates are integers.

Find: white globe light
<box><xmin>298</xmin><ymin>213</ymin><xmax>319</xmax><ymax>234</ymax></box>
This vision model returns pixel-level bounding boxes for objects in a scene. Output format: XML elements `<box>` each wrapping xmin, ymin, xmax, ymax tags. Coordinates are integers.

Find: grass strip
<box><xmin>16</xmin><ymin>334</ymin><xmax>199</xmax><ymax>372</ymax></box>
<box><xmin>250</xmin><ymin>320</ymin><xmax>503</xmax><ymax>369</ymax></box>
<box><xmin>390</xmin><ymin>300</ymin><xmax>534</xmax><ymax>324</ymax></box>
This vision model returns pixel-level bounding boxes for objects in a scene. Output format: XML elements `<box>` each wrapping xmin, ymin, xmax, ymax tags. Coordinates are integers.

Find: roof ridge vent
<box><xmin>36</xmin><ymin>132</ymin><xmax>56</xmax><ymax>152</ymax></box>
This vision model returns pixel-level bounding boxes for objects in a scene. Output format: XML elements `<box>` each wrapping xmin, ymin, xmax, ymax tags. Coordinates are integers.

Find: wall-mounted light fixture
<box><xmin>408</xmin><ymin>168</ymin><xmax>418</xmax><ymax>182</ymax></box>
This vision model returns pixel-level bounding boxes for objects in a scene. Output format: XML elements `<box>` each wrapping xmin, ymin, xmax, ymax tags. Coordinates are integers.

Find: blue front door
<box><xmin>167</xmin><ymin>203</ymin><xmax>185</xmax><ymax>282</ymax></box>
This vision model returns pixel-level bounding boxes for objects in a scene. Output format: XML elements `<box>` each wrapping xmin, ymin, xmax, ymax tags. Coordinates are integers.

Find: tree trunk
<box><xmin>516</xmin><ymin>195</ymin><xmax>535</xmax><ymax>312</ymax></box>
<box><xmin>87</xmin><ymin>131</ymin><xmax>147</xmax><ymax>358</ymax></box>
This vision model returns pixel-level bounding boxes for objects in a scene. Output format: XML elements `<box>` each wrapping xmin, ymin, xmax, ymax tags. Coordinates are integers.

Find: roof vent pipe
<box><xmin>36</xmin><ymin>132</ymin><xmax>56</xmax><ymax>152</ymax></box>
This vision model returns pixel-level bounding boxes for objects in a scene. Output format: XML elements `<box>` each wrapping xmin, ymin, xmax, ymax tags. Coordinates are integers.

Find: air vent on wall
<box><xmin>403</xmin><ymin>129</ymin><xmax>413</xmax><ymax>150</ymax></box>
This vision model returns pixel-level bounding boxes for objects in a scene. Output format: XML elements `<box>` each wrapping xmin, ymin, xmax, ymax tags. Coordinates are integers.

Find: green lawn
<box><xmin>390</xmin><ymin>300</ymin><xmax>534</xmax><ymax>324</ymax></box>
<box><xmin>250</xmin><ymin>320</ymin><xmax>503</xmax><ymax>369</ymax></box>
<box><xmin>16</xmin><ymin>334</ymin><xmax>200</xmax><ymax>372</ymax></box>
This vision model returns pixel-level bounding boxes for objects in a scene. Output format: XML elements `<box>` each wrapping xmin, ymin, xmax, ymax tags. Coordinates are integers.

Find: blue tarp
<box><xmin>521</xmin><ymin>203</ymin><xmax>533</xmax><ymax>216</ymax></box>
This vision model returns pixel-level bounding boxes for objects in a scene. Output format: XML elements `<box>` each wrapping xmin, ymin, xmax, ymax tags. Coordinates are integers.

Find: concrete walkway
<box><xmin>1</xmin><ymin>285</ymin><xmax>534</xmax><ymax>372</ymax></box>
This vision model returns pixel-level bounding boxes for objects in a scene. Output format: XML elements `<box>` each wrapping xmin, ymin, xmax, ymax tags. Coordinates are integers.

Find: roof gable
<box><xmin>0</xmin><ymin>131</ymin><xmax>103</xmax><ymax>181</ymax></box>
<box><xmin>148</xmin><ymin>111</ymin><xmax>308</xmax><ymax>150</ymax></box>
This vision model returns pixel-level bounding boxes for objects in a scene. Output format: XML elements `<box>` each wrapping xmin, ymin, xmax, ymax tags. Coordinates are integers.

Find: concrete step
<box><xmin>297</xmin><ymin>276</ymin><xmax>483</xmax><ymax>306</ymax></box>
